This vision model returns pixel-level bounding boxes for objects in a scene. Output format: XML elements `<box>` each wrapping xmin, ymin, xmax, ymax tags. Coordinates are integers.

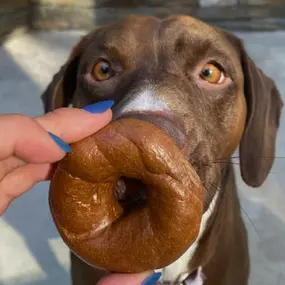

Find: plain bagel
<box><xmin>49</xmin><ymin>118</ymin><xmax>204</xmax><ymax>272</ymax></box>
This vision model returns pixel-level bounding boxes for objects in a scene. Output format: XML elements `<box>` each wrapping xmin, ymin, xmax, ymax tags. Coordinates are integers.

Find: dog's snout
<box><xmin>117</xmin><ymin>112</ymin><xmax>187</xmax><ymax>150</ymax></box>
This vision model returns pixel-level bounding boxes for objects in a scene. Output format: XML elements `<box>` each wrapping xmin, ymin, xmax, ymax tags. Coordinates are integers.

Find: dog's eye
<box><xmin>200</xmin><ymin>63</ymin><xmax>225</xmax><ymax>84</ymax></box>
<box><xmin>92</xmin><ymin>60</ymin><xmax>114</xmax><ymax>81</ymax></box>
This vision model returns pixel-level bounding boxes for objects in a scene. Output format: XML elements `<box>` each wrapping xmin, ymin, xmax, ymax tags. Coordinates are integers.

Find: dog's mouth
<box><xmin>117</xmin><ymin>111</ymin><xmax>187</xmax><ymax>150</ymax></box>
<box><xmin>113</xmin><ymin>176</ymin><xmax>148</xmax><ymax>214</ymax></box>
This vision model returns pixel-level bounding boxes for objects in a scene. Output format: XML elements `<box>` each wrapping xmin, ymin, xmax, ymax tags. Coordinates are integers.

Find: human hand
<box><xmin>0</xmin><ymin>99</ymin><xmax>162</xmax><ymax>285</ymax></box>
<box><xmin>0</xmin><ymin>100</ymin><xmax>113</xmax><ymax>215</ymax></box>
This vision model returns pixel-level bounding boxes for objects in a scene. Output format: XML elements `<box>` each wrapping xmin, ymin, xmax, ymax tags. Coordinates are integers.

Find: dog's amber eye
<box><xmin>92</xmin><ymin>60</ymin><xmax>114</xmax><ymax>81</ymax></box>
<box><xmin>200</xmin><ymin>63</ymin><xmax>225</xmax><ymax>84</ymax></box>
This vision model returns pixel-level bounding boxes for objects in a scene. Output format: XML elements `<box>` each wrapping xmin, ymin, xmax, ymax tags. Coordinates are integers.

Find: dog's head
<box><xmin>42</xmin><ymin>15</ymin><xmax>282</xmax><ymax>215</ymax></box>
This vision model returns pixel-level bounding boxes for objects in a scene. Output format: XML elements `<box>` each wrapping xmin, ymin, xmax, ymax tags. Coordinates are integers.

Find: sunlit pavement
<box><xmin>0</xmin><ymin>30</ymin><xmax>285</xmax><ymax>285</ymax></box>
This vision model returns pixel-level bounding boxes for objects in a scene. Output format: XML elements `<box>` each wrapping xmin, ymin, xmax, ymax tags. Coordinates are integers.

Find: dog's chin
<box><xmin>116</xmin><ymin>111</ymin><xmax>187</xmax><ymax>151</ymax></box>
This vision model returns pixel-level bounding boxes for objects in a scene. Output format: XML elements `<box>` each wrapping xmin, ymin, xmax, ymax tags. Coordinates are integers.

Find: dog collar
<box><xmin>182</xmin><ymin>267</ymin><xmax>204</xmax><ymax>285</ymax></box>
<box><xmin>159</xmin><ymin>267</ymin><xmax>204</xmax><ymax>285</ymax></box>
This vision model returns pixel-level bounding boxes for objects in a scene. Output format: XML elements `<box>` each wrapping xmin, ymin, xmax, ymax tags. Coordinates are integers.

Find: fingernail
<box><xmin>141</xmin><ymin>272</ymin><xmax>162</xmax><ymax>285</ymax></box>
<box><xmin>48</xmin><ymin>132</ymin><xmax>72</xmax><ymax>153</ymax></box>
<box><xmin>82</xmin><ymin>100</ymin><xmax>114</xmax><ymax>114</ymax></box>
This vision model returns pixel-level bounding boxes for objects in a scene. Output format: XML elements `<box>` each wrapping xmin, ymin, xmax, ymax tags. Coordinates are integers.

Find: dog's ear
<box><xmin>223</xmin><ymin>31</ymin><xmax>283</xmax><ymax>187</ymax></box>
<box><xmin>240</xmin><ymin>55</ymin><xmax>283</xmax><ymax>187</ymax></box>
<box><xmin>41</xmin><ymin>34</ymin><xmax>90</xmax><ymax>113</ymax></box>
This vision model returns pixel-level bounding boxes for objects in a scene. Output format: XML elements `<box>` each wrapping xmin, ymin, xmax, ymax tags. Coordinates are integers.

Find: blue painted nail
<box><xmin>141</xmin><ymin>272</ymin><xmax>162</xmax><ymax>285</ymax></box>
<box><xmin>48</xmin><ymin>132</ymin><xmax>72</xmax><ymax>153</ymax></box>
<box><xmin>82</xmin><ymin>100</ymin><xmax>114</xmax><ymax>114</ymax></box>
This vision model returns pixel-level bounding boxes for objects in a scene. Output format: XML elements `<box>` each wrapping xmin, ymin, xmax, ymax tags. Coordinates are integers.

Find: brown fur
<box><xmin>42</xmin><ymin>15</ymin><xmax>283</xmax><ymax>285</ymax></box>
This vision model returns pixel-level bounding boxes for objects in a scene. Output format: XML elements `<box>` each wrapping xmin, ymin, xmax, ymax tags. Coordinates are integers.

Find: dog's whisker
<box><xmin>205</xmin><ymin>161</ymin><xmax>279</xmax><ymax>176</ymax></box>
<box><xmin>200</xmin><ymin>181</ymin><xmax>214</xmax><ymax>209</ymax></box>
<box><xmin>239</xmin><ymin>206</ymin><xmax>261</xmax><ymax>239</ymax></box>
<box><xmin>215</xmin><ymin>155</ymin><xmax>285</xmax><ymax>161</ymax></box>
<box><xmin>202</xmin><ymin>182</ymin><xmax>222</xmax><ymax>214</ymax></box>
<box><xmin>209</xmin><ymin>182</ymin><xmax>227</xmax><ymax>205</ymax></box>
<box><xmin>202</xmin><ymin>185</ymin><xmax>214</xmax><ymax>214</ymax></box>
<box><xmin>210</xmin><ymin>161</ymin><xmax>241</xmax><ymax>166</ymax></box>
<box><xmin>209</xmin><ymin>182</ymin><xmax>261</xmax><ymax>239</ymax></box>
<box><xmin>213</xmin><ymin>157</ymin><xmax>232</xmax><ymax>161</ymax></box>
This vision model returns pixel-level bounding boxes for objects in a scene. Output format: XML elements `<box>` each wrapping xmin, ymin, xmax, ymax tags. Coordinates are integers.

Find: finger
<box><xmin>0</xmin><ymin>163</ymin><xmax>52</xmax><ymax>215</ymax></box>
<box><xmin>0</xmin><ymin>108</ymin><xmax>112</xmax><ymax>164</ymax></box>
<box><xmin>0</xmin><ymin>156</ymin><xmax>26</xmax><ymax>181</ymax></box>
<box><xmin>97</xmin><ymin>272</ymin><xmax>161</xmax><ymax>285</ymax></box>
<box><xmin>36</xmin><ymin>107</ymin><xmax>112</xmax><ymax>144</ymax></box>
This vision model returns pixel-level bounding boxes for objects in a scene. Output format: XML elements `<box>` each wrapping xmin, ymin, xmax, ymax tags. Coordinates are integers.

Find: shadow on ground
<box><xmin>0</xmin><ymin>40</ymin><xmax>71</xmax><ymax>285</ymax></box>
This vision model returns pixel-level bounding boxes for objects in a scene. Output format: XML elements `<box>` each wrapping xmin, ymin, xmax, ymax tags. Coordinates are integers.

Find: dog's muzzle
<box><xmin>117</xmin><ymin>112</ymin><xmax>187</xmax><ymax>150</ymax></box>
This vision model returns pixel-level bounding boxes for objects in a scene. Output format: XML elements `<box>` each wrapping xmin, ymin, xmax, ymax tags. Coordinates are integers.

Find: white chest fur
<box><xmin>155</xmin><ymin>192</ymin><xmax>219</xmax><ymax>284</ymax></box>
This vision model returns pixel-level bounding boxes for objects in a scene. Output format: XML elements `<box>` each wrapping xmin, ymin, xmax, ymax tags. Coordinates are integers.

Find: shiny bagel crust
<box><xmin>49</xmin><ymin>118</ymin><xmax>203</xmax><ymax>272</ymax></box>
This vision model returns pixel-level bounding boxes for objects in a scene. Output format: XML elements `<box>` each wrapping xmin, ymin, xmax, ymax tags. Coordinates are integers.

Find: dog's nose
<box><xmin>115</xmin><ymin>112</ymin><xmax>187</xmax><ymax>150</ymax></box>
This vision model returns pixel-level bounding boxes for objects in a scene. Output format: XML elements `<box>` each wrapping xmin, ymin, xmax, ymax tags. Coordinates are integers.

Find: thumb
<box><xmin>37</xmin><ymin>104</ymin><xmax>113</xmax><ymax>144</ymax></box>
<box><xmin>0</xmin><ymin>105</ymin><xmax>112</xmax><ymax>164</ymax></box>
<box><xmin>96</xmin><ymin>272</ymin><xmax>161</xmax><ymax>285</ymax></box>
<box><xmin>21</xmin><ymin>103</ymin><xmax>112</xmax><ymax>163</ymax></box>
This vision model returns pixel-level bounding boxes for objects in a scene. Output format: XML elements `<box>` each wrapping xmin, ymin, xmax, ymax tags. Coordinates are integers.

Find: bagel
<box><xmin>49</xmin><ymin>118</ymin><xmax>203</xmax><ymax>273</ymax></box>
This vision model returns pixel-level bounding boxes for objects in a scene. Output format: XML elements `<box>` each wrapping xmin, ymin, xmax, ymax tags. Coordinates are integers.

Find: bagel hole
<box><xmin>114</xmin><ymin>177</ymin><xmax>148</xmax><ymax>213</ymax></box>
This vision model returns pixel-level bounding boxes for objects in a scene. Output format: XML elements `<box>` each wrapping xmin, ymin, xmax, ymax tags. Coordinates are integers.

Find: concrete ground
<box><xmin>0</xmin><ymin>29</ymin><xmax>285</xmax><ymax>285</ymax></box>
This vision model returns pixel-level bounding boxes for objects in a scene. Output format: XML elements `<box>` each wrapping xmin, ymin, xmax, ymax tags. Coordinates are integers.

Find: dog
<box><xmin>41</xmin><ymin>15</ymin><xmax>283</xmax><ymax>285</ymax></box>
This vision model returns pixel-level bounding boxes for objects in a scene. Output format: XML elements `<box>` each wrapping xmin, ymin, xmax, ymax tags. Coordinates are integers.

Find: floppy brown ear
<box><xmin>223</xmin><ymin>31</ymin><xmax>283</xmax><ymax>187</ymax></box>
<box><xmin>41</xmin><ymin>34</ymin><xmax>90</xmax><ymax>113</ymax></box>
<box><xmin>239</xmin><ymin>52</ymin><xmax>283</xmax><ymax>187</ymax></box>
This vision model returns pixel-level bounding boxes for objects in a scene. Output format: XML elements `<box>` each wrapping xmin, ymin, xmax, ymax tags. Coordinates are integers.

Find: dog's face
<box><xmin>42</xmin><ymin>15</ymin><xmax>282</xmax><ymax>213</ymax></box>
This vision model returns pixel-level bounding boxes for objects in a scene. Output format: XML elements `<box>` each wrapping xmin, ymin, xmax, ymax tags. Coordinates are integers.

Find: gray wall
<box><xmin>0</xmin><ymin>1</ymin><xmax>30</xmax><ymax>42</ymax></box>
<box><xmin>30</xmin><ymin>0</ymin><xmax>285</xmax><ymax>30</ymax></box>
<box><xmin>1</xmin><ymin>0</ymin><xmax>285</xmax><ymax>42</ymax></box>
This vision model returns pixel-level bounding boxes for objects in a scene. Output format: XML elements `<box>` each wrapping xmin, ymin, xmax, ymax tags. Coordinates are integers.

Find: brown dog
<box><xmin>41</xmin><ymin>15</ymin><xmax>283</xmax><ymax>285</ymax></box>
